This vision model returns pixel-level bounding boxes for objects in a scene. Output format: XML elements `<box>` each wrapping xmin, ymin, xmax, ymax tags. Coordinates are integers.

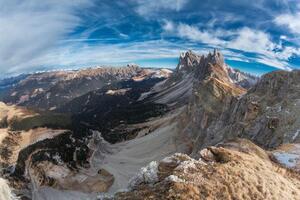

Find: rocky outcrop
<box><xmin>115</xmin><ymin>139</ymin><xmax>300</xmax><ymax>200</ymax></box>
<box><xmin>175</xmin><ymin>49</ymin><xmax>258</xmax><ymax>89</ymax></box>
<box><xmin>145</xmin><ymin>50</ymin><xmax>254</xmax><ymax>111</ymax></box>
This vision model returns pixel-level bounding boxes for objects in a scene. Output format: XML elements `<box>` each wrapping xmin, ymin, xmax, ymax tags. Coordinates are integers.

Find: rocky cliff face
<box><xmin>189</xmin><ymin>70</ymin><xmax>300</xmax><ymax>153</ymax></box>
<box><xmin>168</xmin><ymin>50</ymin><xmax>299</xmax><ymax>155</ymax></box>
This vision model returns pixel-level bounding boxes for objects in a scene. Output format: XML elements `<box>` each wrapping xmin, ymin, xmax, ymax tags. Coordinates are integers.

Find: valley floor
<box><xmin>30</xmin><ymin>107</ymin><xmax>185</xmax><ymax>200</ymax></box>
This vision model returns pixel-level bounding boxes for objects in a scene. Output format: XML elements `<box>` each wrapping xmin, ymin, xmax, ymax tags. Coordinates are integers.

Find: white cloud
<box><xmin>275</xmin><ymin>46</ymin><xmax>300</xmax><ymax>60</ymax></box>
<box><xmin>0</xmin><ymin>0</ymin><xmax>92</xmax><ymax>72</ymax></box>
<box><xmin>230</xmin><ymin>27</ymin><xmax>276</xmax><ymax>54</ymax></box>
<box><xmin>162</xmin><ymin>21</ymin><xmax>299</xmax><ymax>70</ymax></box>
<box><xmin>4</xmin><ymin>40</ymin><xmax>184</xmax><ymax>75</ymax></box>
<box><xmin>275</xmin><ymin>12</ymin><xmax>300</xmax><ymax>35</ymax></box>
<box><xmin>163</xmin><ymin>21</ymin><xmax>226</xmax><ymax>46</ymax></box>
<box><xmin>177</xmin><ymin>23</ymin><xmax>226</xmax><ymax>46</ymax></box>
<box><xmin>135</xmin><ymin>0</ymin><xmax>188</xmax><ymax>17</ymax></box>
<box><xmin>280</xmin><ymin>35</ymin><xmax>287</xmax><ymax>40</ymax></box>
<box><xmin>162</xmin><ymin>20</ymin><xmax>176</xmax><ymax>32</ymax></box>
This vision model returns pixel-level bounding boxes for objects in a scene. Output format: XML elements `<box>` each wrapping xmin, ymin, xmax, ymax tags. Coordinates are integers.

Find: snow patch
<box><xmin>97</xmin><ymin>193</ymin><xmax>113</xmax><ymax>200</ymax></box>
<box><xmin>292</xmin><ymin>129</ymin><xmax>300</xmax><ymax>141</ymax></box>
<box><xmin>10</xmin><ymin>92</ymin><xmax>17</xmax><ymax>97</ymax></box>
<box><xmin>138</xmin><ymin>90</ymin><xmax>152</xmax><ymax>101</ymax></box>
<box><xmin>273</xmin><ymin>152</ymin><xmax>299</xmax><ymax>168</ymax></box>
<box><xmin>53</xmin><ymin>153</ymin><xmax>64</xmax><ymax>165</ymax></box>
<box><xmin>46</xmin><ymin>92</ymin><xmax>51</xmax><ymax>99</ymax></box>
<box><xmin>49</xmin><ymin>106</ymin><xmax>56</xmax><ymax>111</ymax></box>
<box><xmin>84</xmin><ymin>95</ymin><xmax>91</xmax><ymax>105</ymax></box>
<box><xmin>175</xmin><ymin>159</ymin><xmax>205</xmax><ymax>173</ymax></box>
<box><xmin>165</xmin><ymin>175</ymin><xmax>185</xmax><ymax>183</ymax></box>
<box><xmin>128</xmin><ymin>161</ymin><xmax>159</xmax><ymax>189</ymax></box>
<box><xmin>0</xmin><ymin>178</ymin><xmax>19</xmax><ymax>200</ymax></box>
<box><xmin>161</xmin><ymin>153</ymin><xmax>186</xmax><ymax>164</ymax></box>
<box><xmin>46</xmin><ymin>165</ymin><xmax>70</xmax><ymax>179</ymax></box>
<box><xmin>106</xmin><ymin>88</ymin><xmax>130</xmax><ymax>95</ymax></box>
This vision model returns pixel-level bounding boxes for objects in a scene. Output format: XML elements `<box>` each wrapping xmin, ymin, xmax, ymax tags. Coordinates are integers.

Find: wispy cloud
<box><xmin>3</xmin><ymin>40</ymin><xmax>178</xmax><ymax>74</ymax></box>
<box><xmin>162</xmin><ymin>21</ymin><xmax>299</xmax><ymax>70</ymax></box>
<box><xmin>275</xmin><ymin>12</ymin><xmax>300</xmax><ymax>35</ymax></box>
<box><xmin>134</xmin><ymin>0</ymin><xmax>188</xmax><ymax>17</ymax></box>
<box><xmin>0</xmin><ymin>0</ymin><xmax>92</xmax><ymax>72</ymax></box>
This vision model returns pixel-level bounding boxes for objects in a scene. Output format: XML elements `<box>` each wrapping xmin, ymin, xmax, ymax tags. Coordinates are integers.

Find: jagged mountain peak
<box><xmin>176</xmin><ymin>50</ymin><xmax>201</xmax><ymax>73</ymax></box>
<box><xmin>176</xmin><ymin>49</ymin><xmax>225</xmax><ymax>74</ymax></box>
<box><xmin>206</xmin><ymin>48</ymin><xmax>225</xmax><ymax>67</ymax></box>
<box><xmin>173</xmin><ymin>50</ymin><xmax>258</xmax><ymax>89</ymax></box>
<box><xmin>195</xmin><ymin>50</ymin><xmax>228</xmax><ymax>81</ymax></box>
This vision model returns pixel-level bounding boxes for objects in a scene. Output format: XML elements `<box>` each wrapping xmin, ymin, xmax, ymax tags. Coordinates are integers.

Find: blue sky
<box><xmin>0</xmin><ymin>0</ymin><xmax>300</xmax><ymax>77</ymax></box>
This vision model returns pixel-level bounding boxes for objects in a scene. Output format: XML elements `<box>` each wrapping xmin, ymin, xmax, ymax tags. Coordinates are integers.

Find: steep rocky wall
<box><xmin>191</xmin><ymin>70</ymin><xmax>300</xmax><ymax>153</ymax></box>
<box><xmin>173</xmin><ymin>50</ymin><xmax>299</xmax><ymax>154</ymax></box>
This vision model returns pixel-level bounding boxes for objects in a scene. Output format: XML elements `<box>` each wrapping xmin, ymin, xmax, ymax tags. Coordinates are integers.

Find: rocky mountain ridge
<box><xmin>0</xmin><ymin>65</ymin><xmax>172</xmax><ymax>110</ymax></box>
<box><xmin>175</xmin><ymin>50</ymin><xmax>259</xmax><ymax>89</ymax></box>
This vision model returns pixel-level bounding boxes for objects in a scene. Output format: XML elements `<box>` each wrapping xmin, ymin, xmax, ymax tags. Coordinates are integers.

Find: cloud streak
<box><xmin>134</xmin><ymin>0</ymin><xmax>188</xmax><ymax>17</ymax></box>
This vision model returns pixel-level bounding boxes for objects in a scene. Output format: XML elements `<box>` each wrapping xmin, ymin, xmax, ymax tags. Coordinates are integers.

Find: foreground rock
<box><xmin>115</xmin><ymin>139</ymin><xmax>300</xmax><ymax>200</ymax></box>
